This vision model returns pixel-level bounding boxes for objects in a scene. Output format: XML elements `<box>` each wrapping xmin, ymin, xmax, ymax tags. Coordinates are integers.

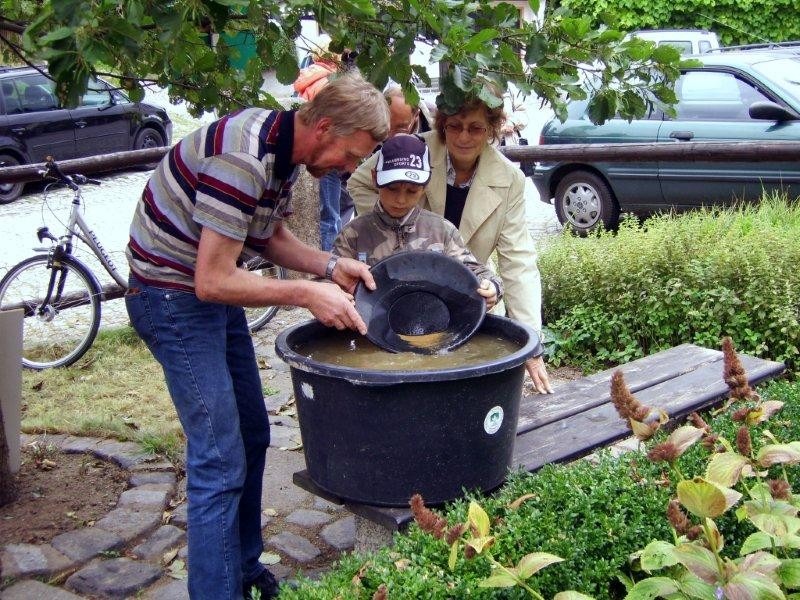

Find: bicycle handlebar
<box><xmin>41</xmin><ymin>157</ymin><xmax>101</xmax><ymax>189</ymax></box>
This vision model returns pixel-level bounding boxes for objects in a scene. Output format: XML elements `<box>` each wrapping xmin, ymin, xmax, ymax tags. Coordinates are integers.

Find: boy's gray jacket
<box><xmin>332</xmin><ymin>202</ymin><xmax>503</xmax><ymax>299</ymax></box>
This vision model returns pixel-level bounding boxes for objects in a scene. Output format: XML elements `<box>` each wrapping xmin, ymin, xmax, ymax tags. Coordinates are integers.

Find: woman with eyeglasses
<box><xmin>348</xmin><ymin>94</ymin><xmax>553</xmax><ymax>394</ymax></box>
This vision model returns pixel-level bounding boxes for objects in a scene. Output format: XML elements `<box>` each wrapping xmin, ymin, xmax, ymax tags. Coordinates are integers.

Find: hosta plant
<box><xmin>616</xmin><ymin>337</ymin><xmax>800</xmax><ymax>599</ymax></box>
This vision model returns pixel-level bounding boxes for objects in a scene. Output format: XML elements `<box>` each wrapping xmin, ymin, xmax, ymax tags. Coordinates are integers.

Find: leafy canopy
<box><xmin>0</xmin><ymin>0</ymin><xmax>686</xmax><ymax>123</ymax></box>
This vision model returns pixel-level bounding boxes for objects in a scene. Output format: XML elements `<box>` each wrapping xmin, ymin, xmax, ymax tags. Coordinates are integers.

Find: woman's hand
<box><xmin>476</xmin><ymin>279</ymin><xmax>498</xmax><ymax>309</ymax></box>
<box><xmin>525</xmin><ymin>355</ymin><xmax>553</xmax><ymax>394</ymax></box>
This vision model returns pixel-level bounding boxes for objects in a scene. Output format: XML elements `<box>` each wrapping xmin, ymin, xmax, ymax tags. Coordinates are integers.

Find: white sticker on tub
<box><xmin>484</xmin><ymin>406</ymin><xmax>504</xmax><ymax>435</ymax></box>
<box><xmin>301</xmin><ymin>382</ymin><xmax>314</xmax><ymax>400</ymax></box>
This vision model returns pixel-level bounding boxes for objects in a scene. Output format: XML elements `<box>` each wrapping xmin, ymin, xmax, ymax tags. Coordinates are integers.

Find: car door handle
<box><xmin>74</xmin><ymin>120</ymin><xmax>87</xmax><ymax>128</ymax></box>
<box><xmin>11</xmin><ymin>127</ymin><xmax>25</xmax><ymax>134</ymax></box>
<box><xmin>669</xmin><ymin>130</ymin><xmax>694</xmax><ymax>141</ymax></box>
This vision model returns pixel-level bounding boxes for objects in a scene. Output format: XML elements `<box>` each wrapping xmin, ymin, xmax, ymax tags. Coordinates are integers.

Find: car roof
<box><xmin>688</xmin><ymin>49</ymin><xmax>800</xmax><ymax>69</ymax></box>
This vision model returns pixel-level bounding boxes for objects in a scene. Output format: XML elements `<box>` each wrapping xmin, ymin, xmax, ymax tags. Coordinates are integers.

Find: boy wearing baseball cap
<box><xmin>332</xmin><ymin>134</ymin><xmax>501</xmax><ymax>307</ymax></box>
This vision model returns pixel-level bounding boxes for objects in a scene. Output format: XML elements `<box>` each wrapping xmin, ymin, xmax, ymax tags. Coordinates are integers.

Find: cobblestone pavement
<box><xmin>1</xmin><ymin>306</ymin><xmax>357</xmax><ymax>599</ymax></box>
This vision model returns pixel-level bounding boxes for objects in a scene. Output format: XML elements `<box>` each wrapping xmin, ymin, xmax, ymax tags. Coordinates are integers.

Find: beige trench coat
<box><xmin>348</xmin><ymin>130</ymin><xmax>543</xmax><ymax>334</ymax></box>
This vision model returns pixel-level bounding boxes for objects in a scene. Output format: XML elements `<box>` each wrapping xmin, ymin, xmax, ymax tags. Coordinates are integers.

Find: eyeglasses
<box><xmin>444</xmin><ymin>123</ymin><xmax>488</xmax><ymax>137</ymax></box>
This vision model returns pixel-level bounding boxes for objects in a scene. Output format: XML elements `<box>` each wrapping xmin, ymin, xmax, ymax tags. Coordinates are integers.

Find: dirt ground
<box><xmin>0</xmin><ymin>445</ymin><xmax>128</xmax><ymax>546</ymax></box>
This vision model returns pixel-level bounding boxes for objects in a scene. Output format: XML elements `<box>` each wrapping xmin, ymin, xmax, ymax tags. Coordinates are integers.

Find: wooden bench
<box><xmin>293</xmin><ymin>343</ymin><xmax>785</xmax><ymax>539</ymax></box>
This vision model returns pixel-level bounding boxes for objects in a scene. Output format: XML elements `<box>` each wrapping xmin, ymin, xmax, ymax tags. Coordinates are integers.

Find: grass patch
<box><xmin>21</xmin><ymin>326</ymin><xmax>183</xmax><ymax>462</ymax></box>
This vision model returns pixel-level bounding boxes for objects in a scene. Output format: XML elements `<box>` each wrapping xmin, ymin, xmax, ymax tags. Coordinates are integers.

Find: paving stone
<box><xmin>0</xmin><ymin>543</ymin><xmax>77</xmax><ymax>579</ymax></box>
<box><xmin>265</xmin><ymin>391</ymin><xmax>292</xmax><ymax>413</ymax></box>
<box><xmin>170</xmin><ymin>503</ymin><xmax>188</xmax><ymax>528</ymax></box>
<box><xmin>266</xmin><ymin>532</ymin><xmax>321</xmax><ymax>563</ymax></box>
<box><xmin>129</xmin><ymin>472</ymin><xmax>177</xmax><ymax>488</ymax></box>
<box><xmin>178</xmin><ymin>544</ymin><xmax>188</xmax><ymax>560</ymax></box>
<box><xmin>142</xmin><ymin>577</ymin><xmax>189</xmax><ymax>600</ymax></box>
<box><xmin>132</xmin><ymin>525</ymin><xmax>186</xmax><ymax>561</ymax></box>
<box><xmin>51</xmin><ymin>527</ymin><xmax>124</xmax><ymax>562</ymax></box>
<box><xmin>66</xmin><ymin>557</ymin><xmax>162</xmax><ymax>599</ymax></box>
<box><xmin>313</xmin><ymin>497</ymin><xmax>343</xmax><ymax>511</ymax></box>
<box><xmin>321</xmin><ymin>516</ymin><xmax>356</xmax><ymax>551</ymax></box>
<box><xmin>285</xmin><ymin>509</ymin><xmax>333</xmax><ymax>528</ymax></box>
<box><xmin>129</xmin><ymin>460</ymin><xmax>174</xmax><ymax>473</ymax></box>
<box><xmin>95</xmin><ymin>507</ymin><xmax>162</xmax><ymax>543</ymax></box>
<box><xmin>0</xmin><ymin>579</ymin><xmax>83</xmax><ymax>600</ymax></box>
<box><xmin>269</xmin><ymin>426</ymin><xmax>301</xmax><ymax>449</ymax></box>
<box><xmin>60</xmin><ymin>435</ymin><xmax>101</xmax><ymax>453</ymax></box>
<box><xmin>93</xmin><ymin>439</ymin><xmax>153</xmax><ymax>468</ymax></box>
<box><xmin>268</xmin><ymin>414</ymin><xmax>299</xmax><ymax>429</ymax></box>
<box><xmin>21</xmin><ymin>433</ymin><xmax>69</xmax><ymax>448</ymax></box>
<box><xmin>117</xmin><ymin>487</ymin><xmax>170</xmax><ymax>509</ymax></box>
<box><xmin>268</xmin><ymin>563</ymin><xmax>293</xmax><ymax>581</ymax></box>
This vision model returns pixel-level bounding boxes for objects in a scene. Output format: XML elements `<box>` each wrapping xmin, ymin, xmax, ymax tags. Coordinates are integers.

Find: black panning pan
<box><xmin>354</xmin><ymin>251</ymin><xmax>486</xmax><ymax>354</ymax></box>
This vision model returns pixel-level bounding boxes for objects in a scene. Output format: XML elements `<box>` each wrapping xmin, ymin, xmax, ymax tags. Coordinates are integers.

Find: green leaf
<box><xmin>465</xmin><ymin>535</ymin><xmax>495</xmax><ymax>554</ymax></box>
<box><xmin>554</xmin><ymin>592</ymin><xmax>595</xmax><ymax>600</ymax></box>
<box><xmin>448</xmin><ymin>540</ymin><xmax>459</xmax><ymax>570</ymax></box>
<box><xmin>516</xmin><ymin>552</ymin><xmax>564</xmax><ymax>579</ymax></box>
<box><xmin>624</xmin><ymin>576</ymin><xmax>680</xmax><ymax>599</ymax></box>
<box><xmin>778</xmin><ymin>559</ymin><xmax>800</xmax><ymax>589</ymax></box>
<box><xmin>640</xmin><ymin>540</ymin><xmax>679</xmax><ymax>573</ymax></box>
<box><xmin>723</xmin><ymin>572</ymin><xmax>784</xmax><ymax>600</ymax></box>
<box><xmin>738</xmin><ymin>551</ymin><xmax>781</xmax><ymax>577</ymax></box>
<box><xmin>275</xmin><ymin>51</ymin><xmax>298</xmax><ymax>84</ymax></box>
<box><xmin>676</xmin><ymin>571</ymin><xmax>717</xmax><ymax>599</ymax></box>
<box><xmin>37</xmin><ymin>26</ymin><xmax>74</xmax><ymax>44</ymax></box>
<box><xmin>706</xmin><ymin>452</ymin><xmax>752</xmax><ymax>487</ymax></box>
<box><xmin>678</xmin><ymin>478</ymin><xmax>732</xmax><ymax>519</ymax></box>
<box><xmin>468</xmin><ymin>501</ymin><xmax>490</xmax><ymax>537</ymax></box>
<box><xmin>674</xmin><ymin>544</ymin><xmax>719</xmax><ymax>584</ymax></box>
<box><xmin>464</xmin><ymin>28</ymin><xmax>499</xmax><ymax>52</ymax></box>
<box><xmin>429</xmin><ymin>43</ymin><xmax>449</xmax><ymax>63</ymax></box>
<box><xmin>741</xmin><ymin>532</ymin><xmax>776</xmax><ymax>555</ymax></box>
<box><xmin>479</xmin><ymin>570</ymin><xmax>518</xmax><ymax>588</ymax></box>
<box><xmin>525</xmin><ymin>33</ymin><xmax>548</xmax><ymax>64</ymax></box>
<box><xmin>527</xmin><ymin>0</ymin><xmax>540</xmax><ymax>13</ymax></box>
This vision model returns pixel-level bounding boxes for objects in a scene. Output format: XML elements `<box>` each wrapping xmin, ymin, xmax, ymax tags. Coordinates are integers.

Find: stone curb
<box><xmin>1</xmin><ymin>435</ymin><xmax>182</xmax><ymax>599</ymax></box>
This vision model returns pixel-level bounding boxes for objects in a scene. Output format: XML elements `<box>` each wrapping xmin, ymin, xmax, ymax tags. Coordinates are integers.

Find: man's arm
<box><xmin>194</xmin><ymin>227</ymin><xmax>372</xmax><ymax>332</ymax></box>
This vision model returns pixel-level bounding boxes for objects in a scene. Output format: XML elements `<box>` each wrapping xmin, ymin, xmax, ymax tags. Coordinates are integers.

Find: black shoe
<box><xmin>244</xmin><ymin>568</ymin><xmax>280</xmax><ymax>600</ymax></box>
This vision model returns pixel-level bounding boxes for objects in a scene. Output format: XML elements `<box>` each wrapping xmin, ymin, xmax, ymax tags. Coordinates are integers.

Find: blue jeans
<box><xmin>125</xmin><ymin>275</ymin><xmax>269</xmax><ymax>600</ymax></box>
<box><xmin>319</xmin><ymin>171</ymin><xmax>342</xmax><ymax>251</ymax></box>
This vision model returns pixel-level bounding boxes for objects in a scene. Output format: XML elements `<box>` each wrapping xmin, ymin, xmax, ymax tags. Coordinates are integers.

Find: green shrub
<box><xmin>277</xmin><ymin>379</ymin><xmax>800</xmax><ymax>599</ymax></box>
<box><xmin>539</xmin><ymin>197</ymin><xmax>800</xmax><ymax>371</ymax></box>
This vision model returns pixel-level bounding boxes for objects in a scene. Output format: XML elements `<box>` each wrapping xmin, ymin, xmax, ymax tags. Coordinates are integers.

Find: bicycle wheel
<box><xmin>0</xmin><ymin>254</ymin><xmax>102</xmax><ymax>369</ymax></box>
<box><xmin>243</xmin><ymin>258</ymin><xmax>287</xmax><ymax>333</ymax></box>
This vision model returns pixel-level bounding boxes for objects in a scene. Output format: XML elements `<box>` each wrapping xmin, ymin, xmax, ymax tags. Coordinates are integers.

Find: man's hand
<box><xmin>526</xmin><ymin>355</ymin><xmax>553</xmax><ymax>394</ymax></box>
<box><xmin>331</xmin><ymin>257</ymin><xmax>376</xmax><ymax>295</ymax></box>
<box><xmin>476</xmin><ymin>280</ymin><xmax>498</xmax><ymax>309</ymax></box>
<box><xmin>307</xmin><ymin>281</ymin><xmax>368</xmax><ymax>334</ymax></box>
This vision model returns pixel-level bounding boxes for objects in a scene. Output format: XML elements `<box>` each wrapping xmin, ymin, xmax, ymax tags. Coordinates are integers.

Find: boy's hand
<box><xmin>477</xmin><ymin>279</ymin><xmax>498</xmax><ymax>309</ymax></box>
<box><xmin>332</xmin><ymin>257</ymin><xmax>376</xmax><ymax>295</ymax></box>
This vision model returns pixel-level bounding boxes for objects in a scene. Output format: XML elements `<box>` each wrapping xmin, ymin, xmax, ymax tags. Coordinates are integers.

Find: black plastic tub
<box><xmin>275</xmin><ymin>314</ymin><xmax>541</xmax><ymax>507</ymax></box>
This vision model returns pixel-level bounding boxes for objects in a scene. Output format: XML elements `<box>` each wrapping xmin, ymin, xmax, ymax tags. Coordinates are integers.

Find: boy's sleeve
<box><xmin>331</xmin><ymin>223</ymin><xmax>357</xmax><ymax>259</ymax></box>
<box><xmin>444</xmin><ymin>225</ymin><xmax>504</xmax><ymax>300</ymax></box>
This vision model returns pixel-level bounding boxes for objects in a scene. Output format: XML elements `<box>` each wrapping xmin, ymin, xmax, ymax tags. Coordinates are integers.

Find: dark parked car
<box><xmin>0</xmin><ymin>66</ymin><xmax>172</xmax><ymax>203</ymax></box>
<box><xmin>533</xmin><ymin>48</ymin><xmax>800</xmax><ymax>234</ymax></box>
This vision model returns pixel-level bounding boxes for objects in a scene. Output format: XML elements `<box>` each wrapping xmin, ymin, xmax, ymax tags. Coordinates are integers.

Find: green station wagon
<box><xmin>533</xmin><ymin>48</ymin><xmax>800</xmax><ymax>234</ymax></box>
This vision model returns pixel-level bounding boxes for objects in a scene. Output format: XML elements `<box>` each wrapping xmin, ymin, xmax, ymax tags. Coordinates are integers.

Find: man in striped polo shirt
<box><xmin>125</xmin><ymin>74</ymin><xmax>389</xmax><ymax>600</ymax></box>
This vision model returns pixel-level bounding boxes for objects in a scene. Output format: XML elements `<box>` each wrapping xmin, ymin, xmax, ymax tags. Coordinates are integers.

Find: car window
<box><xmin>675</xmin><ymin>71</ymin><xmax>768</xmax><ymax>120</ymax></box>
<box><xmin>751</xmin><ymin>57</ymin><xmax>800</xmax><ymax>103</ymax></box>
<box><xmin>0</xmin><ymin>79</ymin><xmax>23</xmax><ymax>115</ymax></box>
<box><xmin>698</xmin><ymin>41</ymin><xmax>711</xmax><ymax>53</ymax></box>
<box><xmin>80</xmin><ymin>77</ymin><xmax>113</xmax><ymax>107</ymax></box>
<box><xmin>18</xmin><ymin>74</ymin><xmax>59</xmax><ymax>112</ymax></box>
<box><xmin>658</xmin><ymin>40</ymin><xmax>693</xmax><ymax>54</ymax></box>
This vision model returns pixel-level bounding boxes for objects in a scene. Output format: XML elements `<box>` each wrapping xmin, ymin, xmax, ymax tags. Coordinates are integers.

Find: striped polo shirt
<box><xmin>126</xmin><ymin>108</ymin><xmax>298</xmax><ymax>291</ymax></box>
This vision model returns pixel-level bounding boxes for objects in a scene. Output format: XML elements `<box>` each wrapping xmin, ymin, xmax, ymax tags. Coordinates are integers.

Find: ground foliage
<box><xmin>538</xmin><ymin>195</ymin><xmax>800</xmax><ymax>372</ymax></box>
<box><xmin>277</xmin><ymin>379</ymin><xmax>800</xmax><ymax>599</ymax></box>
<box><xmin>0</xmin><ymin>0</ymin><xmax>687</xmax><ymax>124</ymax></box>
<box><xmin>556</xmin><ymin>0</ymin><xmax>800</xmax><ymax>47</ymax></box>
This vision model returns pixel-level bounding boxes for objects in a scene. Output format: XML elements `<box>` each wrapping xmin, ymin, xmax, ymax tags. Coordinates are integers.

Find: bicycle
<box><xmin>0</xmin><ymin>158</ymin><xmax>286</xmax><ymax>370</ymax></box>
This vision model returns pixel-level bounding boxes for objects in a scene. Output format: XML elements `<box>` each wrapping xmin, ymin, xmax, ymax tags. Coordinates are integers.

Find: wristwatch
<box><xmin>325</xmin><ymin>255</ymin><xmax>339</xmax><ymax>280</ymax></box>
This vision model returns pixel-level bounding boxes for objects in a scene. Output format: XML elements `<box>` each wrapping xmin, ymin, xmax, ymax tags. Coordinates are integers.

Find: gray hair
<box><xmin>297</xmin><ymin>73</ymin><xmax>389</xmax><ymax>141</ymax></box>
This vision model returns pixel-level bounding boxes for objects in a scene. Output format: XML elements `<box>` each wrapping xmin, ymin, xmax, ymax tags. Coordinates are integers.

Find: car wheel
<box><xmin>554</xmin><ymin>170</ymin><xmax>619</xmax><ymax>235</ymax></box>
<box><xmin>134</xmin><ymin>127</ymin><xmax>165</xmax><ymax>150</ymax></box>
<box><xmin>0</xmin><ymin>154</ymin><xmax>25</xmax><ymax>204</ymax></box>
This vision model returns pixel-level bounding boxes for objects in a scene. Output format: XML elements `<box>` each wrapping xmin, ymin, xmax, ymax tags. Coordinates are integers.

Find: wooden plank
<box><xmin>517</xmin><ymin>344</ymin><xmax>720</xmax><ymax>433</ymax></box>
<box><xmin>513</xmin><ymin>354</ymin><xmax>784</xmax><ymax>472</ymax></box>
